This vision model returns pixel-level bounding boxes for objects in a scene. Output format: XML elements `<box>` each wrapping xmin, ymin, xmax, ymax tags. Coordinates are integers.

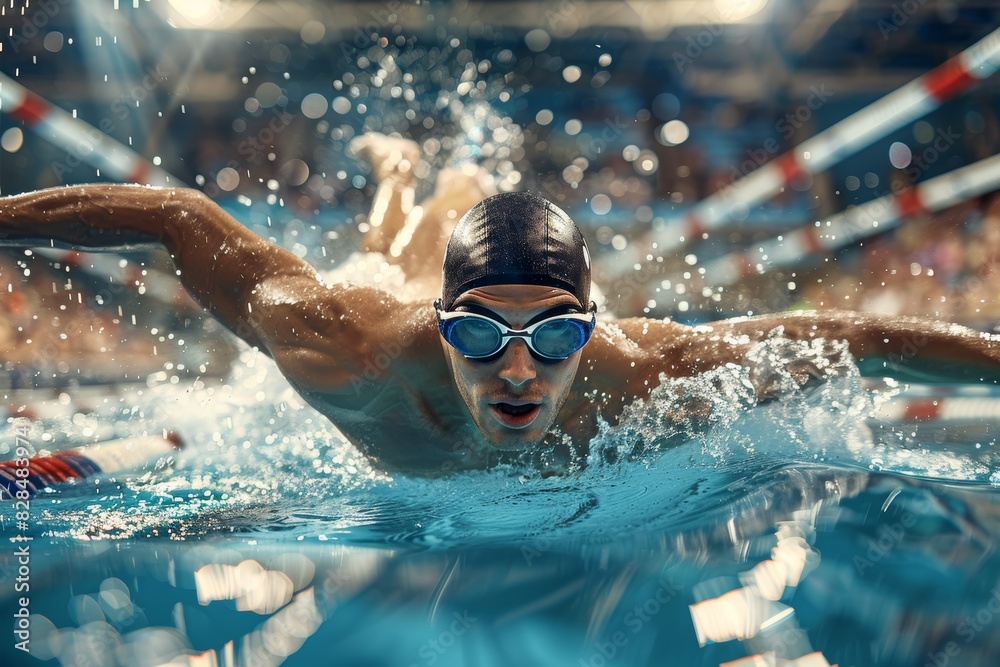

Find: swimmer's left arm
<box><xmin>582</xmin><ymin>318</ymin><xmax>754</xmax><ymax>427</ymax></box>
<box><xmin>584</xmin><ymin>317</ymin><xmax>746</xmax><ymax>399</ymax></box>
<box><xmin>593</xmin><ymin>310</ymin><xmax>1000</xmax><ymax>394</ymax></box>
<box><xmin>713</xmin><ymin>309</ymin><xmax>1000</xmax><ymax>383</ymax></box>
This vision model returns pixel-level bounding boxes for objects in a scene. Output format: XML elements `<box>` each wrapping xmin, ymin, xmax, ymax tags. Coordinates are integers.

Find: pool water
<box><xmin>2</xmin><ymin>336</ymin><xmax>1000</xmax><ymax>667</ymax></box>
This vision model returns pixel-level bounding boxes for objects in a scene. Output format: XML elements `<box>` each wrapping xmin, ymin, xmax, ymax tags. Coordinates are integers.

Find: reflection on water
<box><xmin>5</xmin><ymin>467</ymin><xmax>1000</xmax><ymax>666</ymax></box>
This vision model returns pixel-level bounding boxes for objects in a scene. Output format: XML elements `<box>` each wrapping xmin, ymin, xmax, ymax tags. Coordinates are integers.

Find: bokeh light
<box><xmin>659</xmin><ymin>120</ymin><xmax>690</xmax><ymax>146</ymax></box>
<box><xmin>1</xmin><ymin>127</ymin><xmax>24</xmax><ymax>152</ymax></box>
<box><xmin>889</xmin><ymin>141</ymin><xmax>912</xmax><ymax>168</ymax></box>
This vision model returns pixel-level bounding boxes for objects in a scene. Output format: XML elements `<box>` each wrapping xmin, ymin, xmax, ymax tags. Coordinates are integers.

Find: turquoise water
<box><xmin>2</xmin><ymin>339</ymin><xmax>1000</xmax><ymax>666</ymax></box>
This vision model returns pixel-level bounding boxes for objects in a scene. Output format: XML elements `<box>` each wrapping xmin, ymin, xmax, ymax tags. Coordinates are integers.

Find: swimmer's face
<box><xmin>441</xmin><ymin>284</ymin><xmax>585</xmax><ymax>450</ymax></box>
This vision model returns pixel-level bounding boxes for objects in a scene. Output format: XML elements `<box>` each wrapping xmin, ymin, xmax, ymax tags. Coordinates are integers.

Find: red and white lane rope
<box><xmin>876</xmin><ymin>397</ymin><xmax>1000</xmax><ymax>423</ymax></box>
<box><xmin>0</xmin><ymin>72</ymin><xmax>176</xmax><ymax>187</ymax></box>
<box><xmin>0</xmin><ymin>432</ymin><xmax>182</xmax><ymax>499</ymax></box>
<box><xmin>681</xmin><ymin>26</ymin><xmax>999</xmax><ymax>240</ymax></box>
<box><xmin>604</xmin><ymin>26</ymin><xmax>1000</xmax><ymax>278</ymax></box>
<box><xmin>863</xmin><ymin>380</ymin><xmax>1000</xmax><ymax>398</ymax></box>
<box><xmin>28</xmin><ymin>248</ymin><xmax>189</xmax><ymax>307</ymax></box>
<box><xmin>0</xmin><ymin>73</ymin><xmax>188</xmax><ymax>303</ymax></box>
<box><xmin>698</xmin><ymin>151</ymin><xmax>1000</xmax><ymax>285</ymax></box>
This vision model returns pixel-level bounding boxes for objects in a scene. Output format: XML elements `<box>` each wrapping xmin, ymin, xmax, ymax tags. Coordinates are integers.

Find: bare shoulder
<box><xmin>581</xmin><ymin>317</ymin><xmax>697</xmax><ymax>389</ymax></box>
<box><xmin>245</xmin><ymin>274</ymin><xmax>441</xmax><ymax>394</ymax></box>
<box><xmin>587</xmin><ymin>316</ymin><xmax>754</xmax><ymax>368</ymax></box>
<box><xmin>577</xmin><ymin>314</ymin><xmax>787</xmax><ymax>403</ymax></box>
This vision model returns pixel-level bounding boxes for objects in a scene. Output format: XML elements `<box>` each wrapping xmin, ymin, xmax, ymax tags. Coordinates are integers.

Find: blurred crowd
<box><xmin>0</xmin><ymin>253</ymin><xmax>163</xmax><ymax>379</ymax></box>
<box><xmin>797</xmin><ymin>194</ymin><xmax>1000</xmax><ymax>329</ymax></box>
<box><xmin>0</xmin><ymin>252</ymin><xmax>205</xmax><ymax>387</ymax></box>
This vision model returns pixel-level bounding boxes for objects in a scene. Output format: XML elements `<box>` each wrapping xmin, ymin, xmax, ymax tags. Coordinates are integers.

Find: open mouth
<box><xmin>489</xmin><ymin>402</ymin><xmax>542</xmax><ymax>428</ymax></box>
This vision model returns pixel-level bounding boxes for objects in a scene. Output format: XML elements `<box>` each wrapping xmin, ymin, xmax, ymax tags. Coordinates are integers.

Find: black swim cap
<box><xmin>441</xmin><ymin>192</ymin><xmax>591</xmax><ymax>310</ymax></box>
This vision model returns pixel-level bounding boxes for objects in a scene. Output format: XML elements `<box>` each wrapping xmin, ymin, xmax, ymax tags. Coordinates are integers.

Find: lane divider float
<box><xmin>0</xmin><ymin>432</ymin><xmax>182</xmax><ymax>499</ymax></box>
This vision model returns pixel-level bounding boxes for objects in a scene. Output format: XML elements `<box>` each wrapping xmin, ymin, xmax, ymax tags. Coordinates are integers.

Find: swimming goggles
<box><xmin>435</xmin><ymin>300</ymin><xmax>596</xmax><ymax>363</ymax></box>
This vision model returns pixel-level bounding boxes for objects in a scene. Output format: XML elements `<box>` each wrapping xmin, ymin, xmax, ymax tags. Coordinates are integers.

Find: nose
<box><xmin>498</xmin><ymin>339</ymin><xmax>536</xmax><ymax>387</ymax></box>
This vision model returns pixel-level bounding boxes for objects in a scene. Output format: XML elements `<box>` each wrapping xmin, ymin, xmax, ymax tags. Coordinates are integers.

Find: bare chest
<box><xmin>297</xmin><ymin>378</ymin><xmax>491</xmax><ymax>474</ymax></box>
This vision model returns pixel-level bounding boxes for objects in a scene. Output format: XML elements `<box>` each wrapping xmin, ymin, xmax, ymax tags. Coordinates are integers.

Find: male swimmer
<box><xmin>3</xmin><ymin>134</ymin><xmax>1000</xmax><ymax>475</ymax></box>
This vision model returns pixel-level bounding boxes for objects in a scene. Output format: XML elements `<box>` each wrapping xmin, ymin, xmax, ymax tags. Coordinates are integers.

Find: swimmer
<box><xmin>3</xmin><ymin>134</ymin><xmax>1000</xmax><ymax>474</ymax></box>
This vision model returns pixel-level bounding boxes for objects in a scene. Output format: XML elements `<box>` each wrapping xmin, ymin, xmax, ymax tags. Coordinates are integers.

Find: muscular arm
<box><xmin>0</xmin><ymin>183</ymin><xmax>319</xmax><ymax>350</ymax></box>
<box><xmin>0</xmin><ymin>184</ymin><xmax>431</xmax><ymax>398</ymax></box>
<box><xmin>590</xmin><ymin>309</ymin><xmax>1000</xmax><ymax>397</ymax></box>
<box><xmin>720</xmin><ymin>309</ymin><xmax>1000</xmax><ymax>383</ymax></box>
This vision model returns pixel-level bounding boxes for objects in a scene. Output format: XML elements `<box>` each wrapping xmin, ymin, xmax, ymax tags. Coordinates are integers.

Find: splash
<box><xmin>327</xmin><ymin>33</ymin><xmax>527</xmax><ymax>198</ymax></box>
<box><xmin>2</xmin><ymin>321</ymin><xmax>996</xmax><ymax>546</ymax></box>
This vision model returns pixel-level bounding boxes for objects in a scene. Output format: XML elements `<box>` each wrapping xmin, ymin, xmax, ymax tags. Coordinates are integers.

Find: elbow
<box><xmin>167</xmin><ymin>187</ymin><xmax>213</xmax><ymax>215</ymax></box>
<box><xmin>160</xmin><ymin>188</ymin><xmax>217</xmax><ymax>246</ymax></box>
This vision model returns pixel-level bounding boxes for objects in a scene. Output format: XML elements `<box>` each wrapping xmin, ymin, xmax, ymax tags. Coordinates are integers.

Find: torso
<box><xmin>296</xmin><ymin>374</ymin><xmax>488</xmax><ymax>474</ymax></box>
<box><xmin>289</xmin><ymin>344</ymin><xmax>606</xmax><ymax>477</ymax></box>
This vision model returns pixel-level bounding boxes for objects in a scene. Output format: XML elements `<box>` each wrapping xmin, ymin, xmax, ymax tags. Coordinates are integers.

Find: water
<box><xmin>2</xmin><ymin>334</ymin><xmax>1000</xmax><ymax>666</ymax></box>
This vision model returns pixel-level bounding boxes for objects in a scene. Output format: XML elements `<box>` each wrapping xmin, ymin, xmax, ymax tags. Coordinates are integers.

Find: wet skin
<box><xmin>443</xmin><ymin>285</ymin><xmax>586</xmax><ymax>450</ymax></box>
<box><xmin>5</xmin><ymin>185</ymin><xmax>1000</xmax><ymax>475</ymax></box>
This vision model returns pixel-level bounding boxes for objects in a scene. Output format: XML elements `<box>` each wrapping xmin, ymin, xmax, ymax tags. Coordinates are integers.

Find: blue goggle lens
<box><xmin>449</xmin><ymin>317</ymin><xmax>502</xmax><ymax>355</ymax></box>
<box><xmin>532</xmin><ymin>319</ymin><xmax>586</xmax><ymax>358</ymax></box>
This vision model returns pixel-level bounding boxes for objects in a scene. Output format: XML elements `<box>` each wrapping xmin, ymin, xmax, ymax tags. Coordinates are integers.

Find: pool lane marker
<box><xmin>603</xmin><ymin>26</ymin><xmax>1000</xmax><ymax>281</ymax></box>
<box><xmin>0</xmin><ymin>72</ymin><xmax>176</xmax><ymax>187</ymax></box>
<box><xmin>685</xmin><ymin>27</ymin><xmax>996</xmax><ymax>247</ymax></box>
<box><xmin>0</xmin><ymin>73</ymin><xmax>191</xmax><ymax>308</ymax></box>
<box><xmin>676</xmin><ymin>151</ymin><xmax>1000</xmax><ymax>287</ymax></box>
<box><xmin>875</xmin><ymin>397</ymin><xmax>1000</xmax><ymax>423</ymax></box>
<box><xmin>0</xmin><ymin>432</ymin><xmax>182</xmax><ymax>499</ymax></box>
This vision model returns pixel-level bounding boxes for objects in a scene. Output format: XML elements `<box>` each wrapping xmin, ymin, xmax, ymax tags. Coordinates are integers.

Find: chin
<box><xmin>484</xmin><ymin>433</ymin><xmax>538</xmax><ymax>451</ymax></box>
<box><xmin>480</xmin><ymin>421</ymin><xmax>552</xmax><ymax>451</ymax></box>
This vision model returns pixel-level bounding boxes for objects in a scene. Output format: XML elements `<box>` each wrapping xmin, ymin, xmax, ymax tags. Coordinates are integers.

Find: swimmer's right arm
<box><xmin>0</xmin><ymin>184</ymin><xmax>430</xmax><ymax>397</ymax></box>
<box><xmin>0</xmin><ymin>184</ymin><xmax>316</xmax><ymax>350</ymax></box>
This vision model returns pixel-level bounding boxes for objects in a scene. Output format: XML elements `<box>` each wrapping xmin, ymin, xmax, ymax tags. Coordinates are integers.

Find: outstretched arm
<box><xmin>0</xmin><ymin>184</ymin><xmax>435</xmax><ymax>401</ymax></box>
<box><xmin>0</xmin><ymin>185</ymin><xmax>437</xmax><ymax>402</ymax></box>
<box><xmin>600</xmin><ymin>309</ymin><xmax>1000</xmax><ymax>388</ymax></box>
<box><xmin>720</xmin><ymin>309</ymin><xmax>1000</xmax><ymax>383</ymax></box>
<box><xmin>0</xmin><ymin>183</ymin><xmax>317</xmax><ymax>351</ymax></box>
<box><xmin>584</xmin><ymin>308</ymin><xmax>1000</xmax><ymax>413</ymax></box>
